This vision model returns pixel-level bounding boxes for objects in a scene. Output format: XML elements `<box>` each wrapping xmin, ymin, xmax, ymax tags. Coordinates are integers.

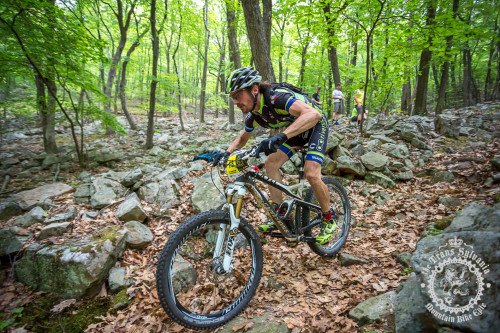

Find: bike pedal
<box><xmin>299</xmin><ymin>236</ymin><xmax>317</xmax><ymax>243</ymax></box>
<box><xmin>270</xmin><ymin>232</ymin><xmax>285</xmax><ymax>238</ymax></box>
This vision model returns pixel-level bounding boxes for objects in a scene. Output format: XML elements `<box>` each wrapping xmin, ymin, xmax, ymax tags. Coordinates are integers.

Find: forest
<box><xmin>0</xmin><ymin>0</ymin><xmax>499</xmax><ymax>157</ymax></box>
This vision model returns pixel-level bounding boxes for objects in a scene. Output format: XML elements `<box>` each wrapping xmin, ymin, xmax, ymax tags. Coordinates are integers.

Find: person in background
<box><xmin>350</xmin><ymin>107</ymin><xmax>369</xmax><ymax>125</ymax></box>
<box><xmin>331</xmin><ymin>83</ymin><xmax>344</xmax><ymax>125</ymax></box>
<box><xmin>354</xmin><ymin>81</ymin><xmax>365</xmax><ymax>115</ymax></box>
<box><xmin>312</xmin><ymin>86</ymin><xmax>322</xmax><ymax>106</ymax></box>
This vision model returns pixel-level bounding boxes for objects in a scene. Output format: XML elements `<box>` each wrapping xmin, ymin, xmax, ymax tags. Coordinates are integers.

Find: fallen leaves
<box><xmin>50</xmin><ymin>298</ymin><xmax>77</xmax><ymax>314</ymax></box>
<box><xmin>232</xmin><ymin>321</ymin><xmax>254</xmax><ymax>332</ymax></box>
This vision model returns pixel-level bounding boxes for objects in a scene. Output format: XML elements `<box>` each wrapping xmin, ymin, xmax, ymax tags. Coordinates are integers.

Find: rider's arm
<box><xmin>282</xmin><ymin>100</ymin><xmax>322</xmax><ymax>139</ymax></box>
<box><xmin>227</xmin><ymin>130</ymin><xmax>252</xmax><ymax>153</ymax></box>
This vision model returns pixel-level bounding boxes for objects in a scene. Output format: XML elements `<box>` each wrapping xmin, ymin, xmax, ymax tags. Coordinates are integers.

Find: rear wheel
<box><xmin>299</xmin><ymin>177</ymin><xmax>350</xmax><ymax>256</ymax></box>
<box><xmin>156</xmin><ymin>210</ymin><xmax>263</xmax><ymax>330</ymax></box>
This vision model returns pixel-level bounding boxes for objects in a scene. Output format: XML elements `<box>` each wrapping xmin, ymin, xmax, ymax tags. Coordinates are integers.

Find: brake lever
<box><xmin>242</xmin><ymin>147</ymin><xmax>259</xmax><ymax>160</ymax></box>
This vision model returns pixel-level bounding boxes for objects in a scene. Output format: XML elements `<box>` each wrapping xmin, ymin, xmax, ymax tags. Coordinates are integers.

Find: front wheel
<box><xmin>156</xmin><ymin>210</ymin><xmax>263</xmax><ymax>330</ymax></box>
<box><xmin>299</xmin><ymin>177</ymin><xmax>351</xmax><ymax>256</ymax></box>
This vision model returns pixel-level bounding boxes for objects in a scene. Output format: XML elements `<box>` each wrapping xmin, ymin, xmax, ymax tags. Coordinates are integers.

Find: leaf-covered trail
<box><xmin>85</xmin><ymin>136</ymin><xmax>498</xmax><ymax>333</ymax></box>
<box><xmin>0</xmin><ymin>115</ymin><xmax>498</xmax><ymax>333</ymax></box>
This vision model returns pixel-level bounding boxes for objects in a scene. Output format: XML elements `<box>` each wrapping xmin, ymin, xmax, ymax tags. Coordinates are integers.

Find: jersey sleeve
<box><xmin>244</xmin><ymin>113</ymin><xmax>256</xmax><ymax>132</ymax></box>
<box><xmin>270</xmin><ymin>88</ymin><xmax>296</xmax><ymax>112</ymax></box>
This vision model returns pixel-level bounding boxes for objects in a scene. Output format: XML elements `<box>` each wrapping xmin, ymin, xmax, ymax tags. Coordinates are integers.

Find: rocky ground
<box><xmin>0</xmin><ymin>103</ymin><xmax>499</xmax><ymax>332</ymax></box>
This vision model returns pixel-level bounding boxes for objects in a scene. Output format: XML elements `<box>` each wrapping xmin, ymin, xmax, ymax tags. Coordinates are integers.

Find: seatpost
<box><xmin>299</xmin><ymin>152</ymin><xmax>305</xmax><ymax>181</ymax></box>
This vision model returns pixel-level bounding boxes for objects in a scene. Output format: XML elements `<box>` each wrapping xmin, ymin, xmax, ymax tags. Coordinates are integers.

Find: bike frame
<box><xmin>214</xmin><ymin>168</ymin><xmax>322</xmax><ymax>273</ymax></box>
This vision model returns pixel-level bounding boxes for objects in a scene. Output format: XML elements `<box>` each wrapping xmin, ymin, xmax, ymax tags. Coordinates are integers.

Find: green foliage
<box><xmin>0</xmin><ymin>0</ymin><xmax>497</xmax><ymax>139</ymax></box>
<box><xmin>0</xmin><ymin>304</ymin><xmax>24</xmax><ymax>331</ymax></box>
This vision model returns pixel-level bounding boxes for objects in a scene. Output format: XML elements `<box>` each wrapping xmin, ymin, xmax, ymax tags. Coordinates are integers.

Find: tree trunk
<box><xmin>173</xmin><ymin>13</ymin><xmax>185</xmax><ymax>131</ymax></box>
<box><xmin>484</xmin><ymin>21</ymin><xmax>496</xmax><ymax>100</ymax></box>
<box><xmin>119</xmin><ymin>36</ymin><xmax>145</xmax><ymax>130</ymax></box>
<box><xmin>199</xmin><ymin>0</ymin><xmax>210</xmax><ymax>123</ymax></box>
<box><xmin>215</xmin><ymin>34</ymin><xmax>225</xmax><ymax>119</ymax></box>
<box><xmin>322</xmin><ymin>2</ymin><xmax>344</xmax><ymax>85</ymax></box>
<box><xmin>194</xmin><ymin>42</ymin><xmax>200</xmax><ymax>118</ymax></box>
<box><xmin>327</xmin><ymin>74</ymin><xmax>333</xmax><ymax>120</ymax></box>
<box><xmin>413</xmin><ymin>1</ymin><xmax>436</xmax><ymax>115</ymax></box>
<box><xmin>145</xmin><ymin>0</ymin><xmax>159</xmax><ymax>149</ymax></box>
<box><xmin>103</xmin><ymin>0</ymin><xmax>137</xmax><ymax>135</ymax></box>
<box><xmin>490</xmin><ymin>23</ymin><xmax>500</xmax><ymax>100</ymax></box>
<box><xmin>284</xmin><ymin>47</ymin><xmax>291</xmax><ymax>82</ymax></box>
<box><xmin>463</xmin><ymin>47</ymin><xmax>479</xmax><ymax>106</ymax></box>
<box><xmin>298</xmin><ymin>42</ymin><xmax>309</xmax><ymax>88</ymax></box>
<box><xmin>262</xmin><ymin>0</ymin><xmax>272</xmax><ymax>56</ymax></box>
<box><xmin>241</xmin><ymin>0</ymin><xmax>275</xmax><ymax>81</ymax></box>
<box><xmin>35</xmin><ymin>75</ymin><xmax>58</xmax><ymax>154</ymax></box>
<box><xmin>436</xmin><ymin>0</ymin><xmax>459</xmax><ymax>114</ymax></box>
<box><xmin>226</xmin><ymin>1</ymin><xmax>241</xmax><ymax>124</ymax></box>
<box><xmin>401</xmin><ymin>78</ymin><xmax>412</xmax><ymax>113</ymax></box>
<box><xmin>113</xmin><ymin>66</ymin><xmax>121</xmax><ymax>115</ymax></box>
<box><xmin>346</xmin><ymin>22</ymin><xmax>358</xmax><ymax>113</ymax></box>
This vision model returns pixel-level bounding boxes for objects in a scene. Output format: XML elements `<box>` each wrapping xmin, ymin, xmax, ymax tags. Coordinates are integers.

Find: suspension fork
<box><xmin>214</xmin><ymin>182</ymin><xmax>246</xmax><ymax>273</ymax></box>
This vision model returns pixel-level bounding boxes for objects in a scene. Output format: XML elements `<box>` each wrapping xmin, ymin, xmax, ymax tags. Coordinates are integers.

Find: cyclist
<box><xmin>218</xmin><ymin>67</ymin><xmax>336</xmax><ymax>245</ymax></box>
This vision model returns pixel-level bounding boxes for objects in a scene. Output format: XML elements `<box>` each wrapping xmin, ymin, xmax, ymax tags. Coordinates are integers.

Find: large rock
<box><xmin>44</xmin><ymin>207</ymin><xmax>76</xmax><ymax>224</ymax></box>
<box><xmin>171</xmin><ymin>255</ymin><xmax>197</xmax><ymax>294</ymax></box>
<box><xmin>365</xmin><ymin>171</ymin><xmax>396</xmax><ymax>188</ymax></box>
<box><xmin>350</xmin><ymin>291</ymin><xmax>396</xmax><ymax>325</ymax></box>
<box><xmin>321</xmin><ymin>156</ymin><xmax>339</xmax><ymax>175</ymax></box>
<box><xmin>388</xmin><ymin>144</ymin><xmax>410</xmax><ymax>159</ymax></box>
<box><xmin>116</xmin><ymin>193</ymin><xmax>147</xmax><ymax>222</ymax></box>
<box><xmin>108</xmin><ymin>267</ymin><xmax>132</xmax><ymax>292</ymax></box>
<box><xmin>123</xmin><ymin>221</ymin><xmax>153</xmax><ymax>249</ymax></box>
<box><xmin>137</xmin><ymin>178</ymin><xmax>180</xmax><ymax>209</ymax></box>
<box><xmin>0</xmin><ymin>226</ymin><xmax>29</xmax><ymax>256</ymax></box>
<box><xmin>191</xmin><ymin>171</ymin><xmax>225</xmax><ymax>213</ymax></box>
<box><xmin>435</xmin><ymin>114</ymin><xmax>461</xmax><ymax>139</ymax></box>
<box><xmin>394</xmin><ymin>273</ymin><xmax>434</xmax><ymax>332</ymax></box>
<box><xmin>491</xmin><ymin>155</ymin><xmax>500</xmax><ymax>171</ymax></box>
<box><xmin>94</xmin><ymin>151</ymin><xmax>122</xmax><ymax>164</ymax></box>
<box><xmin>15</xmin><ymin>226</ymin><xmax>127</xmax><ymax>299</ymax></box>
<box><xmin>14</xmin><ymin>206</ymin><xmax>45</xmax><ymax>227</ymax></box>
<box><xmin>11</xmin><ymin>183</ymin><xmax>73</xmax><ymax>210</ymax></box>
<box><xmin>431</xmin><ymin>171</ymin><xmax>455</xmax><ymax>184</ymax></box>
<box><xmin>336</xmin><ymin>156</ymin><xmax>366</xmax><ymax>176</ymax></box>
<box><xmin>90</xmin><ymin>177</ymin><xmax>128</xmax><ymax>209</ymax></box>
<box><xmin>74</xmin><ymin>184</ymin><xmax>91</xmax><ymax>204</ymax></box>
<box><xmin>444</xmin><ymin>202</ymin><xmax>500</xmax><ymax>233</ymax></box>
<box><xmin>0</xmin><ymin>201</ymin><xmax>24</xmax><ymax>221</ymax></box>
<box><xmin>37</xmin><ymin>222</ymin><xmax>72</xmax><ymax>240</ymax></box>
<box><xmin>41</xmin><ymin>154</ymin><xmax>60</xmax><ymax>169</ymax></box>
<box><xmin>370</xmin><ymin>134</ymin><xmax>395</xmax><ymax>144</ymax></box>
<box><xmin>326</xmin><ymin>132</ymin><xmax>343</xmax><ymax>153</ymax></box>
<box><xmin>360</xmin><ymin>152</ymin><xmax>389</xmax><ymax>171</ymax></box>
<box><xmin>339</xmin><ymin>253</ymin><xmax>369</xmax><ymax>266</ymax></box>
<box><xmin>394</xmin><ymin>203</ymin><xmax>500</xmax><ymax>333</ymax></box>
<box><xmin>219</xmin><ymin>311</ymin><xmax>289</xmax><ymax>333</ymax></box>
<box><xmin>121</xmin><ymin>168</ymin><xmax>143</xmax><ymax>187</ymax></box>
<box><xmin>395</xmin><ymin>170</ymin><xmax>414</xmax><ymax>181</ymax></box>
<box><xmin>410</xmin><ymin>137</ymin><xmax>431</xmax><ymax>151</ymax></box>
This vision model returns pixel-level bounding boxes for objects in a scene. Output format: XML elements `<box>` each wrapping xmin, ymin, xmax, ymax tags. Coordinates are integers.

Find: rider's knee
<box><xmin>304</xmin><ymin>169</ymin><xmax>321</xmax><ymax>183</ymax></box>
<box><xmin>265</xmin><ymin>158</ymin><xmax>279</xmax><ymax>173</ymax></box>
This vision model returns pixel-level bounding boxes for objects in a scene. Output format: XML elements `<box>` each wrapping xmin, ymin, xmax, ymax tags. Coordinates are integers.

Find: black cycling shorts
<box><xmin>278</xmin><ymin>113</ymin><xmax>329</xmax><ymax>164</ymax></box>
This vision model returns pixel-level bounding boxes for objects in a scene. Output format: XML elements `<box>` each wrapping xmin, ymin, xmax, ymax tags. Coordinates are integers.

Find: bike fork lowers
<box><xmin>213</xmin><ymin>182</ymin><xmax>246</xmax><ymax>274</ymax></box>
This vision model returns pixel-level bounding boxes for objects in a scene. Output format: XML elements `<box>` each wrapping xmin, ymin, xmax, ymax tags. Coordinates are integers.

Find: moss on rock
<box><xmin>18</xmin><ymin>294</ymin><xmax>111</xmax><ymax>333</ymax></box>
<box><xmin>434</xmin><ymin>215</ymin><xmax>455</xmax><ymax>230</ymax></box>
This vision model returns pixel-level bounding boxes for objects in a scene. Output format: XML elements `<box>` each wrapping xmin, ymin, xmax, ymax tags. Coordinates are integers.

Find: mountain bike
<box><xmin>156</xmin><ymin>146</ymin><xmax>351</xmax><ymax>330</ymax></box>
